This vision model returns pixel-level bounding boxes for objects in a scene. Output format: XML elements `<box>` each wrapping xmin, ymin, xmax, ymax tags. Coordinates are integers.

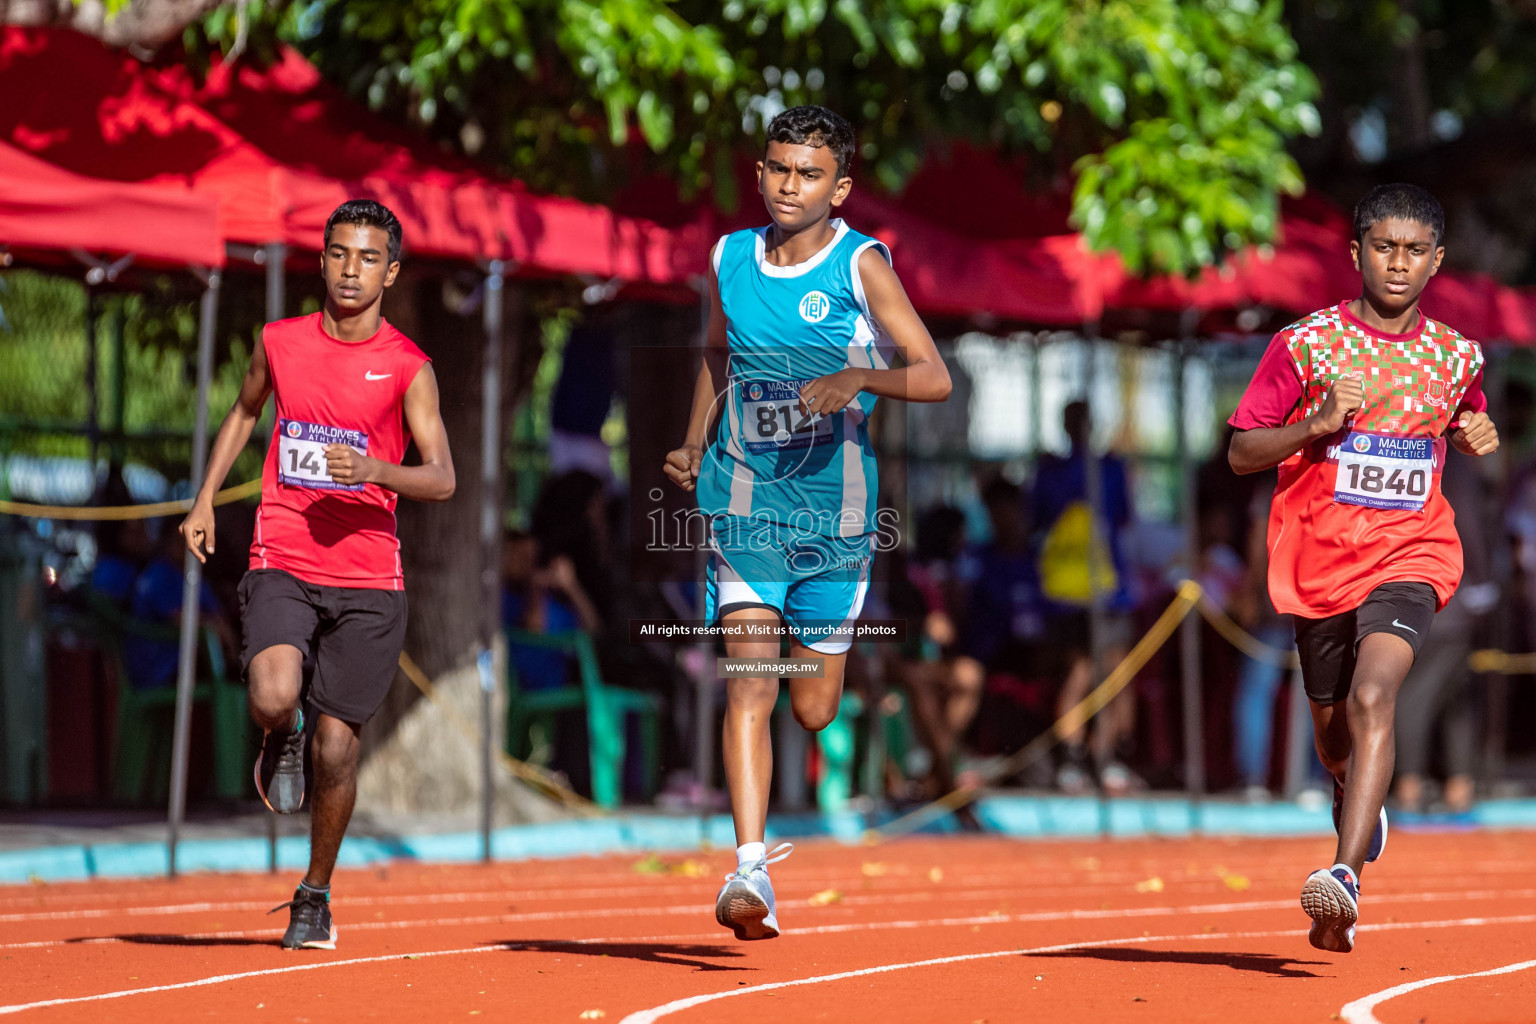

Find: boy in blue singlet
<box><xmin>664</xmin><ymin>105</ymin><xmax>952</xmax><ymax>940</ymax></box>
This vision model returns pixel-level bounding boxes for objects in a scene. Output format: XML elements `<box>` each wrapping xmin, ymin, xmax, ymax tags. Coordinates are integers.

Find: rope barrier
<box><xmin>395</xmin><ymin>650</ymin><xmax>601</xmax><ymax>815</ymax></box>
<box><xmin>1193</xmin><ymin>593</ymin><xmax>1536</xmax><ymax>678</ymax></box>
<box><xmin>0</xmin><ymin>478</ymin><xmax>262</xmax><ymax>520</ymax></box>
<box><xmin>867</xmin><ymin>579</ymin><xmax>1205</xmax><ymax>842</ymax></box>
<box><xmin>1195</xmin><ymin>597</ymin><xmax>1301</xmax><ymax>670</ymax></box>
<box><xmin>869</xmin><ymin>579</ymin><xmax>1536</xmax><ymax>840</ymax></box>
<box><xmin>1469</xmin><ymin>650</ymin><xmax>1536</xmax><ymax>675</ymax></box>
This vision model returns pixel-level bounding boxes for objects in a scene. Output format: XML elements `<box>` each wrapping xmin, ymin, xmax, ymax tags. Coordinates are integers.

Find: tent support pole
<box><xmin>264</xmin><ymin>242</ymin><xmax>285</xmax><ymax>875</ymax></box>
<box><xmin>168</xmin><ymin>268</ymin><xmax>221</xmax><ymax>878</ymax></box>
<box><xmin>479</xmin><ymin>261</ymin><xmax>508</xmax><ymax>863</ymax></box>
<box><xmin>108</xmin><ymin>298</ymin><xmax>126</xmax><ymax>475</ymax></box>
<box><xmin>692</xmin><ymin>288</ymin><xmax>714</xmax><ymax>822</ymax></box>
<box><xmin>264</xmin><ymin>242</ymin><xmax>286</xmax><ymax>321</ymax></box>
<box><xmin>1175</xmin><ymin>310</ymin><xmax>1206</xmax><ymax>814</ymax></box>
<box><xmin>1081</xmin><ymin>323</ymin><xmax>1109</xmax><ymax>836</ymax></box>
<box><xmin>84</xmin><ymin>290</ymin><xmax>100</xmax><ymax>497</ymax></box>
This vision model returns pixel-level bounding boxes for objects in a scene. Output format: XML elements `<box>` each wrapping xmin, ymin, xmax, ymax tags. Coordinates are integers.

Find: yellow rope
<box><xmin>1469</xmin><ymin>650</ymin><xmax>1536</xmax><ymax>675</ymax></box>
<box><xmin>1195</xmin><ymin>596</ymin><xmax>1301</xmax><ymax>669</ymax></box>
<box><xmin>395</xmin><ymin>650</ymin><xmax>601</xmax><ymax>816</ymax></box>
<box><xmin>1193</xmin><ymin>596</ymin><xmax>1536</xmax><ymax>677</ymax></box>
<box><xmin>867</xmin><ymin>579</ymin><xmax>1204</xmax><ymax>842</ymax></box>
<box><xmin>0</xmin><ymin>478</ymin><xmax>262</xmax><ymax>520</ymax></box>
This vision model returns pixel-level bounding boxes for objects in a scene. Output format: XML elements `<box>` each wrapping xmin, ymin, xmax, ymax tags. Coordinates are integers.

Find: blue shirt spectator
<box><xmin>124</xmin><ymin>552</ymin><xmax>221</xmax><ymax>690</ymax></box>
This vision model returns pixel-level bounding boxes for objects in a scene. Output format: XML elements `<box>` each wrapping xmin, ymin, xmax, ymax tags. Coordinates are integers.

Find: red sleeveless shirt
<box><xmin>249</xmin><ymin>313</ymin><xmax>430</xmax><ymax>590</ymax></box>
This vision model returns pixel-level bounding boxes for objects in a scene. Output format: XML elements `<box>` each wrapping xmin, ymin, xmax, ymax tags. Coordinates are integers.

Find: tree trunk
<box><xmin>355</xmin><ymin>267</ymin><xmax>558</xmax><ymax>822</ymax></box>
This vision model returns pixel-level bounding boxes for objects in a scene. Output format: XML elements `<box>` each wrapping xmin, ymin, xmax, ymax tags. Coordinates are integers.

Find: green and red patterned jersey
<box><xmin>1229</xmin><ymin>301</ymin><xmax>1486</xmax><ymax>619</ymax></box>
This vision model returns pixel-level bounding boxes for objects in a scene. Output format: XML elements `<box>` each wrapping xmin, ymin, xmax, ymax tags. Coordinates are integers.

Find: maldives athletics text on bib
<box><xmin>1332</xmin><ymin>431</ymin><xmax>1434</xmax><ymax>511</ymax></box>
<box><xmin>277</xmin><ymin>418</ymin><xmax>369</xmax><ymax>492</ymax></box>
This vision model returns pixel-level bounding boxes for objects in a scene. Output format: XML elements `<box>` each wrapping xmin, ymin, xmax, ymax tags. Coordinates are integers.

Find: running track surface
<box><xmin>3</xmin><ymin>831</ymin><xmax>1534</xmax><ymax>1022</ymax></box>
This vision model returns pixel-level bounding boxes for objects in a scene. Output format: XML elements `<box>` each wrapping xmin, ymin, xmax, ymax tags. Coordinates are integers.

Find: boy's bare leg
<box><xmin>1334</xmin><ymin>632</ymin><xmax>1414</xmax><ymax>874</ymax></box>
<box><xmin>720</xmin><ymin>616</ymin><xmax>849</xmax><ymax>845</ymax></box>
<box><xmin>305</xmin><ymin>714</ymin><xmax>361</xmax><ymax>889</ymax></box>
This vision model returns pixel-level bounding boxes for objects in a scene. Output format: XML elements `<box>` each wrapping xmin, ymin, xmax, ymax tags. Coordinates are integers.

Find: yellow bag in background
<box><xmin>1037</xmin><ymin>500</ymin><xmax>1118</xmax><ymax>606</ymax></box>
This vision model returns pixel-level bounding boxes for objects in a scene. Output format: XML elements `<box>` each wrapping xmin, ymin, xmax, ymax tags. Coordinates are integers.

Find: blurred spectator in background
<box><xmin>92</xmin><ymin>518</ymin><xmax>150</xmax><ymax>605</ymax></box>
<box><xmin>1395</xmin><ymin>452</ymin><xmax>1495</xmax><ymax>814</ymax></box>
<box><xmin>960</xmin><ymin>477</ymin><xmax>1059</xmax><ymax>787</ymax></box>
<box><xmin>531</xmin><ymin>469</ymin><xmax>614</xmax><ymax>622</ymax></box>
<box><xmin>501</xmin><ymin>528</ymin><xmax>602</xmax><ymax>690</ymax></box>
<box><xmin>1032</xmin><ymin>400</ymin><xmax>1141</xmax><ymax>794</ymax></box>
<box><xmin>547</xmin><ymin>317</ymin><xmax>618</xmax><ymax>487</ymax></box>
<box><xmin>90</xmin><ymin>472</ymin><xmax>149</xmax><ymax>603</ymax></box>
<box><xmin>122</xmin><ymin>525</ymin><xmax>234</xmax><ymax>690</ymax></box>
<box><xmin>1229</xmin><ymin>472</ymin><xmax>1295</xmax><ymax>800</ymax></box>
<box><xmin>893</xmin><ymin>504</ymin><xmax>984</xmax><ymax>800</ymax></box>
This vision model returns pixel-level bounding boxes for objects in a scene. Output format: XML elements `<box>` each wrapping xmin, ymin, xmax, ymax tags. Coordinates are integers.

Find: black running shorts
<box><xmin>238</xmin><ymin>568</ymin><xmax>407</xmax><ymax>726</ymax></box>
<box><xmin>1293</xmin><ymin>581</ymin><xmax>1437</xmax><ymax>706</ymax></box>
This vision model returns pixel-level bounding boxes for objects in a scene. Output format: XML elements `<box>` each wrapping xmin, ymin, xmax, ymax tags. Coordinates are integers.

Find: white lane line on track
<box><xmin>0</xmin><ymin>881</ymin><xmax>1270</xmax><ymax>924</ymax></box>
<box><xmin>3</xmin><ymin>911</ymin><xmax>1532</xmax><ymax>1018</ymax></box>
<box><xmin>7</xmin><ymin>888</ymin><xmax>1536</xmax><ymax>952</ymax></box>
<box><xmin>1340</xmin><ymin>957</ymin><xmax>1536</xmax><ymax>1024</ymax></box>
<box><xmin>9</xmin><ymin>877</ymin><xmax>1536</xmax><ymax>928</ymax></box>
<box><xmin>0</xmin><ymin>878</ymin><xmax>1155</xmax><ymax>923</ymax></box>
<box><xmin>615</xmin><ymin>914</ymin><xmax>1536</xmax><ymax>1024</ymax></box>
<box><xmin>7</xmin><ymin>855</ymin><xmax>1532</xmax><ymax>913</ymax></box>
<box><xmin>0</xmin><ymin>944</ymin><xmax>512</xmax><ymax>1016</ymax></box>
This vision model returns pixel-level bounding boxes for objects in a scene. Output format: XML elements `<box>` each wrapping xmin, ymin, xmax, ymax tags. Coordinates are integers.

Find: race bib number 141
<box><xmin>278</xmin><ymin>418</ymin><xmax>369</xmax><ymax>492</ymax></box>
<box><xmin>1333</xmin><ymin>432</ymin><xmax>1432</xmax><ymax>511</ymax></box>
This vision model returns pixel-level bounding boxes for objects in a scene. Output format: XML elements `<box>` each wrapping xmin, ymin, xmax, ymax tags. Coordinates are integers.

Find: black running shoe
<box><xmin>255</xmin><ymin>712</ymin><xmax>306</xmax><ymax>813</ymax></box>
<box><xmin>270</xmin><ymin>885</ymin><xmax>336</xmax><ymax>950</ymax></box>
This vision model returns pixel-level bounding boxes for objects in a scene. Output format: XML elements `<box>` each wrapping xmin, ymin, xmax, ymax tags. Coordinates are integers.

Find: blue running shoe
<box><xmin>1301</xmin><ymin>865</ymin><xmax>1359</xmax><ymax>953</ymax></box>
<box><xmin>714</xmin><ymin>842</ymin><xmax>793</xmax><ymax>940</ymax></box>
<box><xmin>1332</xmin><ymin>778</ymin><xmax>1387</xmax><ymax>863</ymax></box>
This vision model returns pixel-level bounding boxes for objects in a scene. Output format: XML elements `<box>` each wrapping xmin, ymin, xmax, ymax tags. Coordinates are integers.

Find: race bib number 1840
<box><xmin>277</xmin><ymin>418</ymin><xmax>369</xmax><ymax>492</ymax></box>
<box><xmin>1333</xmin><ymin>432</ymin><xmax>1432</xmax><ymax>511</ymax></box>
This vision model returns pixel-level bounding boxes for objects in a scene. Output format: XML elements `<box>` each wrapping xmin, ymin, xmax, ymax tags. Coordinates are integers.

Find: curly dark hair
<box><xmin>765</xmin><ymin>105</ymin><xmax>856</xmax><ymax>178</ymax></box>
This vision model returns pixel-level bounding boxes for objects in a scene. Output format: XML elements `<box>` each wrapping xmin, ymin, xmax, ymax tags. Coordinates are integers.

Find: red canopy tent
<box><xmin>0</xmin><ymin>138</ymin><xmax>222</xmax><ymax>268</ymax></box>
<box><xmin>0</xmin><ymin>102</ymin><xmax>227</xmax><ymax>870</ymax></box>
<box><xmin>0</xmin><ymin>27</ymin><xmax>702</xmax><ymax>280</ymax></box>
<box><xmin>616</xmin><ymin>141</ymin><xmax>1536</xmax><ymax>341</ymax></box>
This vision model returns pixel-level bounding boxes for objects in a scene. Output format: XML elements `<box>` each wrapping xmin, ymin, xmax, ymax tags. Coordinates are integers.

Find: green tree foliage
<box><xmin>0</xmin><ymin>271</ymin><xmax>258</xmax><ymax>484</ymax></box>
<box><xmin>1285</xmin><ymin>1</ymin><xmax>1536</xmax><ymax>283</ymax></box>
<box><xmin>201</xmin><ymin>0</ymin><xmax>1319</xmax><ymax>276</ymax></box>
<box><xmin>1290</xmin><ymin>0</ymin><xmax>1536</xmax><ymax>163</ymax></box>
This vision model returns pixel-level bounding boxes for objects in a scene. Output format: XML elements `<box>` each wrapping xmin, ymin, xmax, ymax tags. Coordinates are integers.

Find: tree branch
<box><xmin>1</xmin><ymin>0</ymin><xmax>235</xmax><ymax>51</ymax></box>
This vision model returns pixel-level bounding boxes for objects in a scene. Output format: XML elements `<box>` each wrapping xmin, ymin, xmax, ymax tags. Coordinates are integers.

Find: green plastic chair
<box><xmin>504</xmin><ymin>628</ymin><xmax>660</xmax><ymax>808</ymax></box>
<box><xmin>87</xmin><ymin>597</ymin><xmax>249</xmax><ymax>805</ymax></box>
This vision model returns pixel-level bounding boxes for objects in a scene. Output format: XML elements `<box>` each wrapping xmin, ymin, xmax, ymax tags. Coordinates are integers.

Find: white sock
<box><xmin>736</xmin><ymin>842</ymin><xmax>766</xmax><ymax>870</ymax></box>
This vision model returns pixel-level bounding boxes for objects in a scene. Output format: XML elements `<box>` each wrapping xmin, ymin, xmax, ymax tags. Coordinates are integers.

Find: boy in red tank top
<box><xmin>180</xmin><ymin>201</ymin><xmax>455</xmax><ymax>950</ymax></box>
<box><xmin>1228</xmin><ymin>184</ymin><xmax>1498</xmax><ymax>954</ymax></box>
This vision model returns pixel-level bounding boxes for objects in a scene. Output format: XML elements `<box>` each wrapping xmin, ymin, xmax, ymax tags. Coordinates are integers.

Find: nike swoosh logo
<box><xmin>365</xmin><ymin>371</ymin><xmax>392</xmax><ymax>380</ymax></box>
<box><xmin>1392</xmin><ymin>619</ymin><xmax>1418</xmax><ymax>635</ymax></box>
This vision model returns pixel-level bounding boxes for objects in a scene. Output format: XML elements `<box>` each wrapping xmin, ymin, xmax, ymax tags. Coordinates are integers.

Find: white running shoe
<box><xmin>714</xmin><ymin>842</ymin><xmax>793</xmax><ymax>940</ymax></box>
<box><xmin>1301</xmin><ymin>865</ymin><xmax>1359</xmax><ymax>953</ymax></box>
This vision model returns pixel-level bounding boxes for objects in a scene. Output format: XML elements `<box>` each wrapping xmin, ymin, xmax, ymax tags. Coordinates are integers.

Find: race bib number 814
<box><xmin>278</xmin><ymin>418</ymin><xmax>369</xmax><ymax>492</ymax></box>
<box><xmin>1333</xmin><ymin>432</ymin><xmax>1432</xmax><ymax>511</ymax></box>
